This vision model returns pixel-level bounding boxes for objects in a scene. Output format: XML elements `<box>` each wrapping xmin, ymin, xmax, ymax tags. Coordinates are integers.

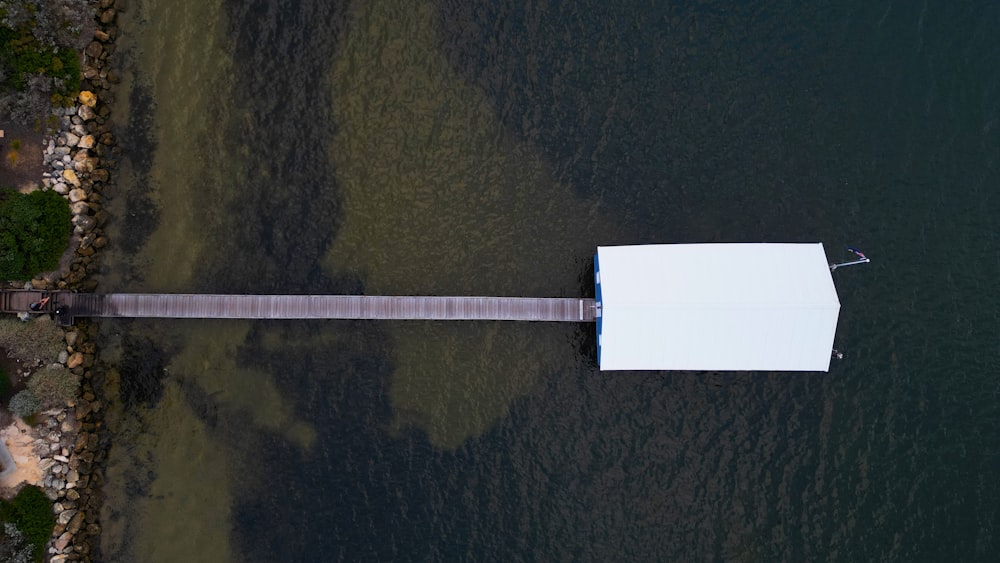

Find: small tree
<box><xmin>8</xmin><ymin>390</ymin><xmax>39</xmax><ymax>419</ymax></box>
<box><xmin>0</xmin><ymin>485</ymin><xmax>55</xmax><ymax>562</ymax></box>
<box><xmin>0</xmin><ymin>188</ymin><xmax>71</xmax><ymax>280</ymax></box>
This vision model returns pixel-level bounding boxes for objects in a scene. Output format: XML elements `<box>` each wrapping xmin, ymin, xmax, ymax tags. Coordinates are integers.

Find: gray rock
<box><xmin>54</xmin><ymin>531</ymin><xmax>73</xmax><ymax>551</ymax></box>
<box><xmin>64</xmin><ymin>132</ymin><xmax>80</xmax><ymax>146</ymax></box>
<box><xmin>73</xmin><ymin>215</ymin><xmax>97</xmax><ymax>232</ymax></box>
<box><xmin>58</xmin><ymin>509</ymin><xmax>77</xmax><ymax>525</ymax></box>
<box><xmin>78</xmin><ymin>105</ymin><xmax>97</xmax><ymax>121</ymax></box>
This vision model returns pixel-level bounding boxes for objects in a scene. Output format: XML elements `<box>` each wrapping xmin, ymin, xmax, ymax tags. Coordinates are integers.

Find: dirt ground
<box><xmin>0</xmin><ymin>122</ymin><xmax>46</xmax><ymax>193</ymax></box>
<box><xmin>0</xmin><ymin>348</ymin><xmax>42</xmax><ymax>492</ymax></box>
<box><xmin>0</xmin><ymin>418</ymin><xmax>43</xmax><ymax>492</ymax></box>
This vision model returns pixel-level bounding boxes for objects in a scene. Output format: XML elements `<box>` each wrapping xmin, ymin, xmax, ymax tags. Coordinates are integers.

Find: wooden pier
<box><xmin>2</xmin><ymin>290</ymin><xmax>598</xmax><ymax>325</ymax></box>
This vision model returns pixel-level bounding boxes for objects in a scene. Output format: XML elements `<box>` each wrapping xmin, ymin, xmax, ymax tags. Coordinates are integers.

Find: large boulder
<box><xmin>68</xmin><ymin>189</ymin><xmax>88</xmax><ymax>203</ymax></box>
<box><xmin>66</xmin><ymin>352</ymin><xmax>85</xmax><ymax>369</ymax></box>
<box><xmin>78</xmin><ymin>91</ymin><xmax>98</xmax><ymax>108</ymax></box>
<box><xmin>72</xmin><ymin>151</ymin><xmax>98</xmax><ymax>172</ymax></box>
<box><xmin>54</xmin><ymin>531</ymin><xmax>74</xmax><ymax>552</ymax></box>
<box><xmin>78</xmin><ymin>105</ymin><xmax>97</xmax><ymax>121</ymax></box>
<box><xmin>62</xmin><ymin>169</ymin><xmax>81</xmax><ymax>187</ymax></box>
<box><xmin>85</xmin><ymin>41</ymin><xmax>103</xmax><ymax>59</ymax></box>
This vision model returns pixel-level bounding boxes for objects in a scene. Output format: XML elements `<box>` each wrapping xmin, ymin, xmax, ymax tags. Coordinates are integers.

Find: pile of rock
<box><xmin>37</xmin><ymin>86</ymin><xmax>111</xmax><ymax>293</ymax></box>
<box><xmin>35</xmin><ymin>1</ymin><xmax>121</xmax><ymax>293</ymax></box>
<box><xmin>18</xmin><ymin>323</ymin><xmax>103</xmax><ymax>562</ymax></box>
<box><xmin>24</xmin><ymin>1</ymin><xmax>123</xmax><ymax>560</ymax></box>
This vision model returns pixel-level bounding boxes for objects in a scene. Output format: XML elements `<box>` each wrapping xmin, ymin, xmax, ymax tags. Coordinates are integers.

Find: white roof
<box><xmin>596</xmin><ymin>243</ymin><xmax>840</xmax><ymax>371</ymax></box>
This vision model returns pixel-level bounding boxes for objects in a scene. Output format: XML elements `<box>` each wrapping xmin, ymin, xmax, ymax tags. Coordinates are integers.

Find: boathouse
<box><xmin>594</xmin><ymin>243</ymin><xmax>841</xmax><ymax>372</ymax></box>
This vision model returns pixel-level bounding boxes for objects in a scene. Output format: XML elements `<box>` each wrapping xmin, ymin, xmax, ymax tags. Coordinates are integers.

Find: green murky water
<box><xmin>94</xmin><ymin>0</ymin><xmax>1000</xmax><ymax>561</ymax></box>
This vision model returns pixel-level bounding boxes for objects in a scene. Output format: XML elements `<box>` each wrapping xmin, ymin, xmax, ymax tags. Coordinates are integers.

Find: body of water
<box><xmin>94</xmin><ymin>0</ymin><xmax>998</xmax><ymax>561</ymax></box>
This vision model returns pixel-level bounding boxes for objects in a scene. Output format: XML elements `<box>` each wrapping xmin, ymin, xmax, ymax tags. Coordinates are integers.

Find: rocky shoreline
<box><xmin>4</xmin><ymin>1</ymin><xmax>124</xmax><ymax>560</ymax></box>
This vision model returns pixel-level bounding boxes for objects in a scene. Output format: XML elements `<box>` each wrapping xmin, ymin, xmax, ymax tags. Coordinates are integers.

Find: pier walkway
<box><xmin>2</xmin><ymin>290</ymin><xmax>598</xmax><ymax>325</ymax></box>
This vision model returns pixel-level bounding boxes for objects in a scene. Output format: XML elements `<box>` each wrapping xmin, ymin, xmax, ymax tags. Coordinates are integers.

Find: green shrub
<box><xmin>26</xmin><ymin>365</ymin><xmax>78</xmax><ymax>408</ymax></box>
<box><xmin>0</xmin><ymin>0</ymin><xmax>87</xmax><ymax>126</ymax></box>
<box><xmin>8</xmin><ymin>390</ymin><xmax>39</xmax><ymax>418</ymax></box>
<box><xmin>0</xmin><ymin>485</ymin><xmax>54</xmax><ymax>562</ymax></box>
<box><xmin>0</xmin><ymin>317</ymin><xmax>65</xmax><ymax>363</ymax></box>
<box><xmin>0</xmin><ymin>24</ymin><xmax>80</xmax><ymax>93</ymax></box>
<box><xmin>0</xmin><ymin>188</ymin><xmax>72</xmax><ymax>281</ymax></box>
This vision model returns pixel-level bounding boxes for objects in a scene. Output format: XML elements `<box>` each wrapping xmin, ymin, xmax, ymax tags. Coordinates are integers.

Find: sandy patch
<box><xmin>0</xmin><ymin>418</ymin><xmax>43</xmax><ymax>491</ymax></box>
<box><xmin>0</xmin><ymin>123</ymin><xmax>46</xmax><ymax>193</ymax></box>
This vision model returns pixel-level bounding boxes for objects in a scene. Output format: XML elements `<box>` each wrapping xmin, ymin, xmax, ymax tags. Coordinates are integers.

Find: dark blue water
<box><xmin>99</xmin><ymin>0</ymin><xmax>999</xmax><ymax>561</ymax></box>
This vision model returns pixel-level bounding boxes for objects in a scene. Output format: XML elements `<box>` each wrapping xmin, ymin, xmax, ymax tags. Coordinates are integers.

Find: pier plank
<box><xmin>3</xmin><ymin>292</ymin><xmax>597</xmax><ymax>322</ymax></box>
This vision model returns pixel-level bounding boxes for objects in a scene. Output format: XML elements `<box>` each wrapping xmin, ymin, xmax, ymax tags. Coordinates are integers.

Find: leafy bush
<box><xmin>0</xmin><ymin>188</ymin><xmax>71</xmax><ymax>281</ymax></box>
<box><xmin>0</xmin><ymin>0</ymin><xmax>89</xmax><ymax>47</ymax></box>
<box><xmin>0</xmin><ymin>0</ymin><xmax>88</xmax><ymax>125</ymax></box>
<box><xmin>0</xmin><ymin>27</ymin><xmax>80</xmax><ymax>91</ymax></box>
<box><xmin>0</xmin><ymin>485</ymin><xmax>54</xmax><ymax>562</ymax></box>
<box><xmin>8</xmin><ymin>390</ymin><xmax>38</xmax><ymax>418</ymax></box>
<box><xmin>0</xmin><ymin>317</ymin><xmax>65</xmax><ymax>363</ymax></box>
<box><xmin>26</xmin><ymin>365</ymin><xmax>77</xmax><ymax>408</ymax></box>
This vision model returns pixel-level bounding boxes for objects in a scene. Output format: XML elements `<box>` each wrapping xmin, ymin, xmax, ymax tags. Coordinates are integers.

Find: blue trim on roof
<box><xmin>594</xmin><ymin>253</ymin><xmax>602</xmax><ymax>366</ymax></box>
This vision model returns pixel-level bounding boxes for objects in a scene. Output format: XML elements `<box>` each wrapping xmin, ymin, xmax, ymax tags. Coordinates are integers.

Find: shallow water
<box><xmin>97</xmin><ymin>0</ymin><xmax>999</xmax><ymax>561</ymax></box>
